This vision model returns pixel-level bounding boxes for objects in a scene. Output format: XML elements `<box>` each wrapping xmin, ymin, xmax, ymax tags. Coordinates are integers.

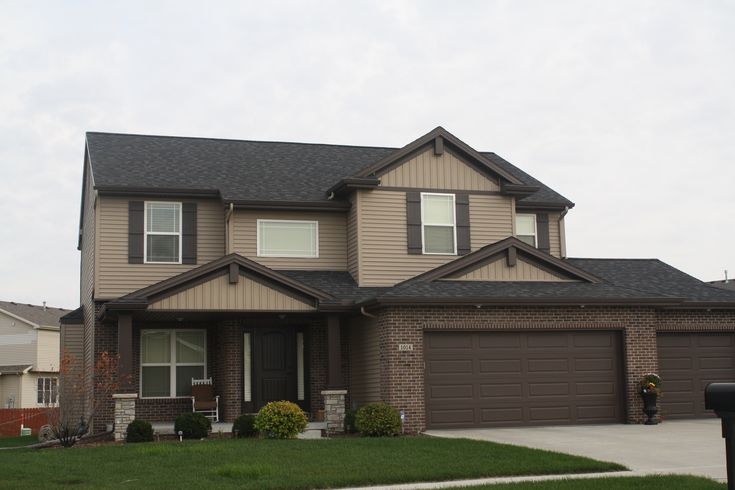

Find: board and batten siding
<box><xmin>148</xmin><ymin>273</ymin><xmax>315</xmax><ymax>311</ymax></box>
<box><xmin>231</xmin><ymin>210</ymin><xmax>347</xmax><ymax>270</ymax></box>
<box><xmin>95</xmin><ymin>197</ymin><xmax>225</xmax><ymax>299</ymax></box>
<box><xmin>380</xmin><ymin>147</ymin><xmax>500</xmax><ymax>192</ymax></box>
<box><xmin>348</xmin><ymin>316</ymin><xmax>381</xmax><ymax>407</ymax></box>
<box><xmin>357</xmin><ymin>189</ymin><xmax>515</xmax><ymax>286</ymax></box>
<box><xmin>448</xmin><ymin>257</ymin><xmax>576</xmax><ymax>282</ymax></box>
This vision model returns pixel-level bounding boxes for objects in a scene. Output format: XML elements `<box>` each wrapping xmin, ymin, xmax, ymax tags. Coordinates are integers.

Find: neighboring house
<box><xmin>60</xmin><ymin>127</ymin><xmax>735</xmax><ymax>434</ymax></box>
<box><xmin>710</xmin><ymin>279</ymin><xmax>735</xmax><ymax>291</ymax></box>
<box><xmin>0</xmin><ymin>301</ymin><xmax>69</xmax><ymax>408</ymax></box>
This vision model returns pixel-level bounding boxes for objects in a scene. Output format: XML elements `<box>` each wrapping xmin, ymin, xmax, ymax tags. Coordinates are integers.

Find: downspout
<box><xmin>558</xmin><ymin>206</ymin><xmax>569</xmax><ymax>259</ymax></box>
<box><xmin>225</xmin><ymin>203</ymin><xmax>234</xmax><ymax>254</ymax></box>
<box><xmin>360</xmin><ymin>306</ymin><xmax>377</xmax><ymax>319</ymax></box>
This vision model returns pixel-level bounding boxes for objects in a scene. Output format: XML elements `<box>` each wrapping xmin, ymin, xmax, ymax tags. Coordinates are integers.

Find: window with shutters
<box><xmin>515</xmin><ymin>214</ymin><xmax>537</xmax><ymax>246</ymax></box>
<box><xmin>421</xmin><ymin>193</ymin><xmax>456</xmax><ymax>255</ymax></box>
<box><xmin>144</xmin><ymin>202</ymin><xmax>182</xmax><ymax>263</ymax></box>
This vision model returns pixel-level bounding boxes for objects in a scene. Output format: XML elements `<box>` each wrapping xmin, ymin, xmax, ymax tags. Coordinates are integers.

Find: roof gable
<box><xmin>105</xmin><ymin>254</ymin><xmax>332</xmax><ymax>312</ymax></box>
<box><xmin>407</xmin><ymin>237</ymin><xmax>601</xmax><ymax>284</ymax></box>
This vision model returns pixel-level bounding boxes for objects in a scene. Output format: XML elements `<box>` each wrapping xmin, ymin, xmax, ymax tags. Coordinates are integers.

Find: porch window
<box><xmin>37</xmin><ymin>377</ymin><xmax>58</xmax><ymax>405</ymax></box>
<box><xmin>144</xmin><ymin>202</ymin><xmax>182</xmax><ymax>263</ymax></box>
<box><xmin>515</xmin><ymin>214</ymin><xmax>537</xmax><ymax>246</ymax></box>
<box><xmin>257</xmin><ymin>220</ymin><xmax>319</xmax><ymax>258</ymax></box>
<box><xmin>141</xmin><ymin>330</ymin><xmax>206</xmax><ymax>398</ymax></box>
<box><xmin>421</xmin><ymin>193</ymin><xmax>456</xmax><ymax>254</ymax></box>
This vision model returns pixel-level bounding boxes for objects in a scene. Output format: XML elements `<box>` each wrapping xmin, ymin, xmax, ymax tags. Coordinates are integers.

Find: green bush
<box><xmin>232</xmin><ymin>414</ymin><xmax>257</xmax><ymax>438</ymax></box>
<box><xmin>355</xmin><ymin>403</ymin><xmax>401</xmax><ymax>437</ymax></box>
<box><xmin>344</xmin><ymin>408</ymin><xmax>357</xmax><ymax>433</ymax></box>
<box><xmin>126</xmin><ymin>419</ymin><xmax>154</xmax><ymax>443</ymax></box>
<box><xmin>254</xmin><ymin>401</ymin><xmax>308</xmax><ymax>439</ymax></box>
<box><xmin>174</xmin><ymin>412</ymin><xmax>212</xmax><ymax>439</ymax></box>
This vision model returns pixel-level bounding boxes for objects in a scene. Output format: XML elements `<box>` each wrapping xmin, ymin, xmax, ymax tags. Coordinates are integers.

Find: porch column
<box><xmin>117</xmin><ymin>314</ymin><xmax>134</xmax><ymax>391</ymax></box>
<box><xmin>322</xmin><ymin>314</ymin><xmax>346</xmax><ymax>434</ymax></box>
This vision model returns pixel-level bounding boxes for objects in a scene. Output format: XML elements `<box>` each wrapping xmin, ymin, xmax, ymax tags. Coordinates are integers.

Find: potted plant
<box><xmin>640</xmin><ymin>373</ymin><xmax>662</xmax><ymax>425</ymax></box>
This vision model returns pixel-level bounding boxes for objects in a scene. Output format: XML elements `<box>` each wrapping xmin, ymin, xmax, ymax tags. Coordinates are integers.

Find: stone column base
<box><xmin>113</xmin><ymin>393</ymin><xmax>138</xmax><ymax>442</ymax></box>
<box><xmin>321</xmin><ymin>389</ymin><xmax>347</xmax><ymax>435</ymax></box>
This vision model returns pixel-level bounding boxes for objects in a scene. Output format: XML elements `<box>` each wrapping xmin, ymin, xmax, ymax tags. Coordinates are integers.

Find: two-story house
<box><xmin>60</xmin><ymin>127</ymin><xmax>735</xmax><ymax>435</ymax></box>
<box><xmin>0</xmin><ymin>301</ymin><xmax>68</xmax><ymax>408</ymax></box>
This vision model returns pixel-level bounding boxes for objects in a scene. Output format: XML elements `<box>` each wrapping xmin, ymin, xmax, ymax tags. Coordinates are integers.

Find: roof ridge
<box><xmin>86</xmin><ymin>131</ymin><xmax>401</xmax><ymax>151</ymax></box>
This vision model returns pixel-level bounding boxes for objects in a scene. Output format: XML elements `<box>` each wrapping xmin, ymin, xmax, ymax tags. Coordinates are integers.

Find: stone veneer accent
<box><xmin>376</xmin><ymin>305</ymin><xmax>735</xmax><ymax>434</ymax></box>
<box><xmin>321</xmin><ymin>390</ymin><xmax>347</xmax><ymax>434</ymax></box>
<box><xmin>112</xmin><ymin>393</ymin><xmax>137</xmax><ymax>441</ymax></box>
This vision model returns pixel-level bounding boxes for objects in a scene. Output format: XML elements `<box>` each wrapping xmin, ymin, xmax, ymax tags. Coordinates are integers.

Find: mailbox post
<box><xmin>705</xmin><ymin>383</ymin><xmax>735</xmax><ymax>490</ymax></box>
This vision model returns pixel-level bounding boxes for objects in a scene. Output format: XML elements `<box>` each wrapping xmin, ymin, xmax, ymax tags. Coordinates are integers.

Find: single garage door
<box><xmin>424</xmin><ymin>330</ymin><xmax>624</xmax><ymax>429</ymax></box>
<box><xmin>657</xmin><ymin>332</ymin><xmax>735</xmax><ymax>419</ymax></box>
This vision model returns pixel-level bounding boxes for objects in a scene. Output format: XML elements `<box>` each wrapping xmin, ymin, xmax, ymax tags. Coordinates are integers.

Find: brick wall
<box><xmin>375</xmin><ymin>305</ymin><xmax>735</xmax><ymax>434</ymax></box>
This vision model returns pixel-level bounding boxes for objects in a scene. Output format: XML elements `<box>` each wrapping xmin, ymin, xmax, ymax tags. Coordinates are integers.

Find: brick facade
<box><xmin>376</xmin><ymin>305</ymin><xmax>735</xmax><ymax>434</ymax></box>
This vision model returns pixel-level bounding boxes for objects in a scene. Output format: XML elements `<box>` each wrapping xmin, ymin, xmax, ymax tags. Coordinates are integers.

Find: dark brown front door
<box><xmin>657</xmin><ymin>332</ymin><xmax>735</xmax><ymax>419</ymax></box>
<box><xmin>424</xmin><ymin>330</ymin><xmax>625</xmax><ymax>429</ymax></box>
<box><xmin>254</xmin><ymin>327</ymin><xmax>297</xmax><ymax>410</ymax></box>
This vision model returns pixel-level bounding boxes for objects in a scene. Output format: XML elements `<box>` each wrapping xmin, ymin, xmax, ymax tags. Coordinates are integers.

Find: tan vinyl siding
<box><xmin>358</xmin><ymin>190</ymin><xmax>515</xmax><ymax>286</ymax></box>
<box><xmin>231</xmin><ymin>210</ymin><xmax>347</xmax><ymax>270</ymax></box>
<box><xmin>80</xmin><ymin>155</ymin><xmax>96</xmax><ymax>418</ymax></box>
<box><xmin>347</xmin><ymin>194</ymin><xmax>359</xmax><ymax>282</ymax></box>
<box><xmin>447</xmin><ymin>257</ymin><xmax>576</xmax><ymax>282</ymax></box>
<box><xmin>0</xmin><ymin>375</ymin><xmax>21</xmax><ymax>408</ymax></box>
<box><xmin>149</xmin><ymin>273</ymin><xmax>315</xmax><ymax>311</ymax></box>
<box><xmin>35</xmin><ymin>329</ymin><xmax>60</xmax><ymax>372</ymax></box>
<box><xmin>0</xmin><ymin>311</ymin><xmax>36</xmax><ymax>367</ymax></box>
<box><xmin>348</xmin><ymin>316</ymin><xmax>380</xmax><ymax>406</ymax></box>
<box><xmin>548</xmin><ymin>212</ymin><xmax>562</xmax><ymax>258</ymax></box>
<box><xmin>96</xmin><ymin>197</ymin><xmax>225</xmax><ymax>298</ymax></box>
<box><xmin>60</xmin><ymin>323</ymin><xmax>84</xmax><ymax>420</ymax></box>
<box><xmin>380</xmin><ymin>147</ymin><xmax>500</xmax><ymax>191</ymax></box>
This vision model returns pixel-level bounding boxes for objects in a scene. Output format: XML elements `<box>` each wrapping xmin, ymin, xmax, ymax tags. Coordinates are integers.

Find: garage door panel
<box><xmin>429</xmin><ymin>359</ymin><xmax>473</xmax><ymax>374</ymax></box>
<box><xmin>429</xmin><ymin>384</ymin><xmax>474</xmax><ymax>400</ymax></box>
<box><xmin>427</xmin><ymin>334</ymin><xmax>473</xmax><ymax>349</ymax></box>
<box><xmin>658</xmin><ymin>333</ymin><xmax>735</xmax><ymax>419</ymax></box>
<box><xmin>425</xmin><ymin>330</ymin><xmax>623</xmax><ymax>428</ymax></box>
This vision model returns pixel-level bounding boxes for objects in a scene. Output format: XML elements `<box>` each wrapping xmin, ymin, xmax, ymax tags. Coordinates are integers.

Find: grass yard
<box><xmin>471</xmin><ymin>475</ymin><xmax>724</xmax><ymax>489</ymax></box>
<box><xmin>0</xmin><ymin>436</ymin><xmax>624</xmax><ymax>489</ymax></box>
<box><xmin>0</xmin><ymin>435</ymin><xmax>35</xmax><ymax>448</ymax></box>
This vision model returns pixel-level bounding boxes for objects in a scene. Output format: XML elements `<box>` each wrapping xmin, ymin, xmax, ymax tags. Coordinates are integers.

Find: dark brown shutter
<box><xmin>128</xmin><ymin>201</ymin><xmax>144</xmax><ymax>264</ymax></box>
<box><xmin>536</xmin><ymin>213</ymin><xmax>550</xmax><ymax>254</ymax></box>
<box><xmin>455</xmin><ymin>193</ymin><xmax>471</xmax><ymax>255</ymax></box>
<box><xmin>182</xmin><ymin>202</ymin><xmax>197</xmax><ymax>264</ymax></box>
<box><xmin>406</xmin><ymin>192</ymin><xmax>422</xmax><ymax>254</ymax></box>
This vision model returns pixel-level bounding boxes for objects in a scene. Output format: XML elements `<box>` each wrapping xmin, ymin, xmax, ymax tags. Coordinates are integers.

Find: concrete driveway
<box><xmin>425</xmin><ymin>419</ymin><xmax>726</xmax><ymax>482</ymax></box>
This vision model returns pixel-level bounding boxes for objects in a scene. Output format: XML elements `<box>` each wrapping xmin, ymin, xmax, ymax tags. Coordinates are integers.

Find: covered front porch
<box><xmin>99</xmin><ymin>255</ymin><xmax>350</xmax><ymax>439</ymax></box>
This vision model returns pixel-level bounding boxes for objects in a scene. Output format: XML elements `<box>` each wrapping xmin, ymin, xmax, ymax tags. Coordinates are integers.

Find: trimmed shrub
<box><xmin>344</xmin><ymin>409</ymin><xmax>357</xmax><ymax>434</ymax></box>
<box><xmin>232</xmin><ymin>414</ymin><xmax>257</xmax><ymax>438</ymax></box>
<box><xmin>355</xmin><ymin>403</ymin><xmax>401</xmax><ymax>437</ymax></box>
<box><xmin>126</xmin><ymin>419</ymin><xmax>154</xmax><ymax>443</ymax></box>
<box><xmin>174</xmin><ymin>412</ymin><xmax>212</xmax><ymax>439</ymax></box>
<box><xmin>254</xmin><ymin>401</ymin><xmax>308</xmax><ymax>439</ymax></box>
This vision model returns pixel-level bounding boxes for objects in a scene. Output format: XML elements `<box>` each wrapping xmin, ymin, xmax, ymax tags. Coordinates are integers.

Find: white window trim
<box><xmin>140</xmin><ymin>329</ymin><xmax>207</xmax><ymax>399</ymax></box>
<box><xmin>143</xmin><ymin>201</ymin><xmax>183</xmax><ymax>264</ymax></box>
<box><xmin>515</xmin><ymin>213</ymin><xmax>537</xmax><ymax>247</ymax></box>
<box><xmin>256</xmin><ymin>219</ymin><xmax>320</xmax><ymax>258</ymax></box>
<box><xmin>36</xmin><ymin>377</ymin><xmax>58</xmax><ymax>406</ymax></box>
<box><xmin>420</xmin><ymin>192</ymin><xmax>457</xmax><ymax>255</ymax></box>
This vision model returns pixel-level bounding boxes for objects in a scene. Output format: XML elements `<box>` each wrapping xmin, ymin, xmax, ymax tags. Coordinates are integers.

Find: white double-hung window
<box><xmin>421</xmin><ymin>193</ymin><xmax>456</xmax><ymax>255</ymax></box>
<box><xmin>145</xmin><ymin>202</ymin><xmax>182</xmax><ymax>263</ymax></box>
<box><xmin>37</xmin><ymin>377</ymin><xmax>58</xmax><ymax>406</ymax></box>
<box><xmin>141</xmin><ymin>330</ymin><xmax>206</xmax><ymax>398</ymax></box>
<box><xmin>257</xmin><ymin>220</ymin><xmax>318</xmax><ymax>258</ymax></box>
<box><xmin>515</xmin><ymin>214</ymin><xmax>537</xmax><ymax>246</ymax></box>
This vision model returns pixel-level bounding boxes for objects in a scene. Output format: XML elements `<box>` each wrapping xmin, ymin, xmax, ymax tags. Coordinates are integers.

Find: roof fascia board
<box><xmin>516</xmin><ymin>201</ymin><xmax>576</xmax><ymax>211</ymax></box>
<box><xmin>95</xmin><ymin>186</ymin><xmax>221</xmax><ymax>198</ymax></box>
<box><xmin>355</xmin><ymin>127</ymin><xmax>525</xmax><ymax>186</ymax></box>
<box><xmin>227</xmin><ymin>200</ymin><xmax>350</xmax><ymax>212</ymax></box>
<box><xmin>361</xmin><ymin>296</ymin><xmax>684</xmax><ymax>307</ymax></box>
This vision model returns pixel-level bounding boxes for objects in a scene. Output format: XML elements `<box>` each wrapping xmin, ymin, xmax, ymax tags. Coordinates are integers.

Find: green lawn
<box><xmin>469</xmin><ymin>475</ymin><xmax>724</xmax><ymax>489</ymax></box>
<box><xmin>0</xmin><ymin>437</ymin><xmax>624</xmax><ymax>489</ymax></box>
<box><xmin>0</xmin><ymin>435</ymin><xmax>35</xmax><ymax>448</ymax></box>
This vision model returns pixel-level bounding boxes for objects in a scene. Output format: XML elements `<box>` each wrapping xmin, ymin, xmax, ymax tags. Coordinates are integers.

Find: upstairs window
<box><xmin>421</xmin><ymin>193</ymin><xmax>456</xmax><ymax>255</ymax></box>
<box><xmin>145</xmin><ymin>202</ymin><xmax>182</xmax><ymax>263</ymax></box>
<box><xmin>257</xmin><ymin>220</ymin><xmax>319</xmax><ymax>258</ymax></box>
<box><xmin>516</xmin><ymin>214</ymin><xmax>537</xmax><ymax>246</ymax></box>
<box><xmin>37</xmin><ymin>377</ymin><xmax>58</xmax><ymax>406</ymax></box>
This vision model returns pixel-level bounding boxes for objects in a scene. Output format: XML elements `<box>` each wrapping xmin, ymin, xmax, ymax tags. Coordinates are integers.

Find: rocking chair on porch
<box><xmin>191</xmin><ymin>378</ymin><xmax>220</xmax><ymax>423</ymax></box>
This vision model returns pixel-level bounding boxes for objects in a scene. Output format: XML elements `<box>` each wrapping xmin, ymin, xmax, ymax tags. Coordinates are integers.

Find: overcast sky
<box><xmin>1</xmin><ymin>1</ymin><xmax>733</xmax><ymax>309</ymax></box>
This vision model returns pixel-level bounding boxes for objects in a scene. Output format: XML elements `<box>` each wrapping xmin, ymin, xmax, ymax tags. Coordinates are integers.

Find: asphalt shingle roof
<box><xmin>85</xmin><ymin>132</ymin><xmax>572</xmax><ymax>207</ymax></box>
<box><xmin>0</xmin><ymin>301</ymin><xmax>71</xmax><ymax>328</ymax></box>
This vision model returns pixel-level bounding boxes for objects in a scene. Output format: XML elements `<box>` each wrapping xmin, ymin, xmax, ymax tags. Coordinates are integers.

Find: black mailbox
<box><xmin>705</xmin><ymin>383</ymin><xmax>735</xmax><ymax>490</ymax></box>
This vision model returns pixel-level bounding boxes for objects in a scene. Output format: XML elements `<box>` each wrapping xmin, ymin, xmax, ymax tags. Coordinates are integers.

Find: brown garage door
<box><xmin>657</xmin><ymin>332</ymin><xmax>735</xmax><ymax>419</ymax></box>
<box><xmin>424</xmin><ymin>330</ymin><xmax>624</xmax><ymax>429</ymax></box>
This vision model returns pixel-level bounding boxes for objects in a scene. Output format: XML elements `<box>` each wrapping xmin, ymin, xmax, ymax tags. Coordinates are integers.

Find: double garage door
<box><xmin>425</xmin><ymin>330</ymin><xmax>625</xmax><ymax>429</ymax></box>
<box><xmin>658</xmin><ymin>332</ymin><xmax>735</xmax><ymax>419</ymax></box>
